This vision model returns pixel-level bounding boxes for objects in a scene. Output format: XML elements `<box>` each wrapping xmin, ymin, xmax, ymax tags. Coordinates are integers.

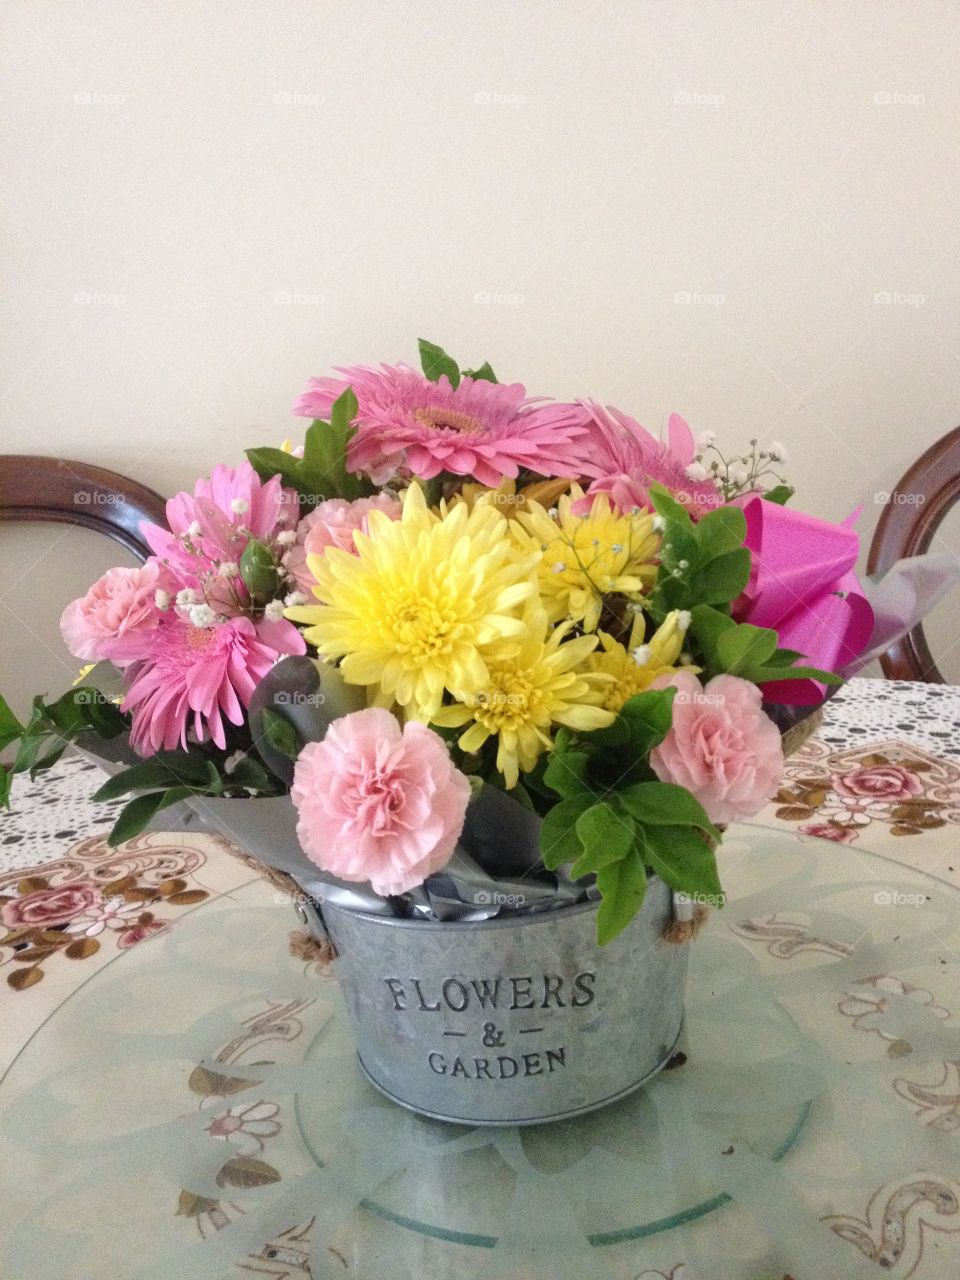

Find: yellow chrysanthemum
<box><xmin>432</xmin><ymin>608</ymin><xmax>615</xmax><ymax>788</ymax></box>
<box><xmin>285</xmin><ymin>485</ymin><xmax>539</xmax><ymax>720</ymax></box>
<box><xmin>514</xmin><ymin>487</ymin><xmax>660</xmax><ymax>633</ymax></box>
<box><xmin>588</xmin><ymin>609</ymin><xmax>697</xmax><ymax>713</ymax></box>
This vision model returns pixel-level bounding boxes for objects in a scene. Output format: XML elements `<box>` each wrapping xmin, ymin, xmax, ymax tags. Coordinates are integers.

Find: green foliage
<box><xmin>646</xmin><ymin>487</ymin><xmax>751</xmax><ymax>617</ymax></box>
<box><xmin>258</xmin><ymin>707</ymin><xmax>303</xmax><ymax>761</ymax></box>
<box><xmin>763</xmin><ymin>484</ymin><xmax>794</xmax><ymax>506</ymax></box>
<box><xmin>418</xmin><ymin>338</ymin><xmax>460</xmax><ymax>388</ymax></box>
<box><xmin>247</xmin><ymin>387</ymin><xmax>371</xmax><ymax>506</ymax></box>
<box><xmin>539</xmin><ymin>688</ymin><xmax>722</xmax><ymax>945</ymax></box>
<box><xmin>462</xmin><ymin>360</ymin><xmax>498</xmax><ymax>383</ymax></box>
<box><xmin>0</xmin><ymin>689</ymin><xmax>128</xmax><ymax>808</ymax></box>
<box><xmin>419</xmin><ymin>338</ymin><xmax>500</xmax><ymax>388</ymax></box>
<box><xmin>92</xmin><ymin>747</ymin><xmax>283</xmax><ymax>847</ymax></box>
<box><xmin>689</xmin><ymin>604</ymin><xmax>842</xmax><ymax>688</ymax></box>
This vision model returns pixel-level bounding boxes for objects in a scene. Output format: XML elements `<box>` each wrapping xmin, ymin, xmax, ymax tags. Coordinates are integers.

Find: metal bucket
<box><xmin>321</xmin><ymin>877</ymin><xmax>687</xmax><ymax>1126</ymax></box>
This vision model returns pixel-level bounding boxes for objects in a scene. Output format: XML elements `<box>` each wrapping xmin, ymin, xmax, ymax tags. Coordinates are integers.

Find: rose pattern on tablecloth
<box><xmin>772</xmin><ymin>741</ymin><xmax>960</xmax><ymax>842</ymax></box>
<box><xmin>0</xmin><ymin>834</ymin><xmax>209</xmax><ymax>991</ymax></box>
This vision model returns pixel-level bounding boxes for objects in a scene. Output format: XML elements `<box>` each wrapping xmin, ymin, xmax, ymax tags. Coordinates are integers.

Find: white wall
<box><xmin>3</xmin><ymin>0</ymin><xmax>960</xmax><ymax>693</ymax></box>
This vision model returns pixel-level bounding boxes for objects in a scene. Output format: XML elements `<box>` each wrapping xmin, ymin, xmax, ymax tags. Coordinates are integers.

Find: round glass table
<box><xmin>1</xmin><ymin>827</ymin><xmax>959</xmax><ymax>1280</ymax></box>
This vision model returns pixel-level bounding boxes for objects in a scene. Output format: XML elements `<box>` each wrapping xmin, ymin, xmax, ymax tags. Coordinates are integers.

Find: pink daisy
<box><xmin>573</xmin><ymin>403</ymin><xmax>723</xmax><ymax>518</ymax></box>
<box><xmin>122</xmin><ymin>615</ymin><xmax>304</xmax><ymax>756</ymax></box>
<box><xmin>293</xmin><ymin>363</ymin><xmax>589</xmax><ymax>487</ymax></box>
<box><xmin>142</xmin><ymin>462</ymin><xmax>298</xmax><ymax>614</ymax></box>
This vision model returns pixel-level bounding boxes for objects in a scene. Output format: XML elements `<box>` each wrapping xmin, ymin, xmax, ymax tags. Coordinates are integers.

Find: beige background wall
<box><xmin>2</xmin><ymin>0</ymin><xmax>959</xmax><ymax>704</ymax></box>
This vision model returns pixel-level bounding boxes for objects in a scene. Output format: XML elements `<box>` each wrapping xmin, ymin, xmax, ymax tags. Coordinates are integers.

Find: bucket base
<box><xmin>354</xmin><ymin>1019</ymin><xmax>685</xmax><ymax>1127</ymax></box>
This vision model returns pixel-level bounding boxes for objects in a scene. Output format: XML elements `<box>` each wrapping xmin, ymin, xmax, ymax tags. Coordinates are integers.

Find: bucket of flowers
<box><xmin>2</xmin><ymin>340</ymin><xmax>879</xmax><ymax>1125</ymax></box>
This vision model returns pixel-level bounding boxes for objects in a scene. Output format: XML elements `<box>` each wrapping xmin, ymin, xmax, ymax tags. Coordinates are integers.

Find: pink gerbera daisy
<box><xmin>293</xmin><ymin>363</ymin><xmax>589</xmax><ymax>487</ymax></box>
<box><xmin>122</xmin><ymin>615</ymin><xmax>303</xmax><ymax>756</ymax></box>
<box><xmin>573</xmin><ymin>403</ymin><xmax>723</xmax><ymax>518</ymax></box>
<box><xmin>142</xmin><ymin>462</ymin><xmax>298</xmax><ymax>614</ymax></box>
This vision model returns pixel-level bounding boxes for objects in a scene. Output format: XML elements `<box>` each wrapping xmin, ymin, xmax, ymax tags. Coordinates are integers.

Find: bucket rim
<box><xmin>320</xmin><ymin>875</ymin><xmax>669</xmax><ymax>933</ymax></box>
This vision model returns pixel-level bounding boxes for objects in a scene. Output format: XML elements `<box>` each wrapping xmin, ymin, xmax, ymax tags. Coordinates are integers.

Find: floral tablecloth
<box><xmin>1</xmin><ymin>676</ymin><xmax>959</xmax><ymax>1279</ymax></box>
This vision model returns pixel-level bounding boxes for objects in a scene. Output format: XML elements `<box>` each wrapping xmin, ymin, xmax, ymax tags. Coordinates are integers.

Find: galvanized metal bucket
<box><xmin>321</xmin><ymin>877</ymin><xmax>687</xmax><ymax>1126</ymax></box>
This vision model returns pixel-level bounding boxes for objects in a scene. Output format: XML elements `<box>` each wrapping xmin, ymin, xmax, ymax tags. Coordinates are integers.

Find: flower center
<box><xmin>413</xmin><ymin>406</ymin><xmax>485</xmax><ymax>435</ymax></box>
<box><xmin>471</xmin><ymin>670</ymin><xmax>539</xmax><ymax>730</ymax></box>
<box><xmin>185</xmin><ymin>625</ymin><xmax>217</xmax><ymax>652</ymax></box>
<box><xmin>389</xmin><ymin>596</ymin><xmax>457</xmax><ymax>660</ymax></box>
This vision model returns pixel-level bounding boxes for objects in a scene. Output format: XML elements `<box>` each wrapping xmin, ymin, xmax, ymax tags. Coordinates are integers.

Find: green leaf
<box><xmin>620</xmin><ymin>781</ymin><xmax>719</xmax><ymax>838</ymax></box>
<box><xmin>763</xmin><ymin>484</ymin><xmax>794</xmax><ymax>506</ymax></box>
<box><xmin>244</xmin><ymin>446</ymin><xmax>303</xmax><ymax>489</ymax></box>
<box><xmin>539</xmin><ymin>796</ymin><xmax>591</xmax><ymax>869</ymax></box>
<box><xmin>742</xmin><ymin>663</ymin><xmax>842</xmax><ymax>686</ymax></box>
<box><xmin>596</xmin><ymin>851</ymin><xmax>648</xmax><ymax>945</ymax></box>
<box><xmin>107</xmin><ymin>787</ymin><xmax>194</xmax><ymax>847</ymax></box>
<box><xmin>570</xmin><ymin>803</ymin><xmax>634</xmax><ymax>879</ymax></box>
<box><xmin>542</xmin><ymin>740</ymin><xmax>594</xmax><ymax>799</ymax></box>
<box><xmin>462</xmin><ymin>361</ymin><xmax>497</xmax><ymax>383</ymax></box>
<box><xmin>695</xmin><ymin>506</ymin><xmax>747</xmax><ymax>557</ymax></box>
<box><xmin>0</xmin><ymin>694</ymin><xmax>23</xmax><ymax>753</ymax></box>
<box><xmin>259</xmin><ymin>708</ymin><xmax>303</xmax><ymax>762</ymax></box>
<box><xmin>614</xmin><ymin>687</ymin><xmax>676</xmax><ymax>754</ymax></box>
<box><xmin>29</xmin><ymin>742</ymin><xmax>67</xmax><ymax>780</ymax></box>
<box><xmin>92</xmin><ymin>755</ymin><xmax>209</xmax><ymax>801</ymax></box>
<box><xmin>648</xmin><ymin>483</ymin><xmax>694</xmax><ymax>533</ymax></box>
<box><xmin>639</xmin><ymin>824</ymin><xmax>723</xmax><ymax>904</ymax></box>
<box><xmin>0</xmin><ymin>764</ymin><xmax>12</xmax><ymax>808</ymax></box>
<box><xmin>687</xmin><ymin>548</ymin><xmax>751</xmax><ymax>605</ymax></box>
<box><xmin>418</xmin><ymin>339</ymin><xmax>460</xmax><ymax>389</ymax></box>
<box><xmin>716</xmin><ymin>623</ymin><xmax>779</xmax><ymax>673</ymax></box>
<box><xmin>226</xmin><ymin>757</ymin><xmax>275</xmax><ymax>793</ymax></box>
<box><xmin>689</xmin><ymin>604</ymin><xmax>738</xmax><ymax>665</ymax></box>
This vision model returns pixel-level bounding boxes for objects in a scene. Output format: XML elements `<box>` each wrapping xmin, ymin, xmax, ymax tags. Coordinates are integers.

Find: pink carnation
<box><xmin>286</xmin><ymin>495</ymin><xmax>401</xmax><ymax>595</ymax></box>
<box><xmin>650</xmin><ymin>671</ymin><xmax>784</xmax><ymax>825</ymax></box>
<box><xmin>60</xmin><ymin>562</ymin><xmax>162</xmax><ymax>663</ymax></box>
<box><xmin>291</xmin><ymin>707</ymin><xmax>471</xmax><ymax>897</ymax></box>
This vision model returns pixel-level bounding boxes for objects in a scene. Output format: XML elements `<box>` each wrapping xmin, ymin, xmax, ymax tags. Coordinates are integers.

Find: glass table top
<box><xmin>1</xmin><ymin>826</ymin><xmax>959</xmax><ymax>1279</ymax></box>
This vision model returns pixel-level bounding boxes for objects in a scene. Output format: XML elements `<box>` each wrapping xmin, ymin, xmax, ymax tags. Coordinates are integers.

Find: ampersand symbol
<box><xmin>481</xmin><ymin>1022</ymin><xmax>505</xmax><ymax>1048</ymax></box>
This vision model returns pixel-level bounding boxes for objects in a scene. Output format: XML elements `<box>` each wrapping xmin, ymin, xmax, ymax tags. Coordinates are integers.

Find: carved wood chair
<box><xmin>0</xmin><ymin>455</ymin><xmax>167</xmax><ymax>560</ymax></box>
<box><xmin>867</xmin><ymin>425</ymin><xmax>960</xmax><ymax>682</ymax></box>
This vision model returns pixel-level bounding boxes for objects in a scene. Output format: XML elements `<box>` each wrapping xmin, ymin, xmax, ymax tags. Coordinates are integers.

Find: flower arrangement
<box><xmin>1</xmin><ymin>339</ymin><xmax>872</xmax><ymax>945</ymax></box>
